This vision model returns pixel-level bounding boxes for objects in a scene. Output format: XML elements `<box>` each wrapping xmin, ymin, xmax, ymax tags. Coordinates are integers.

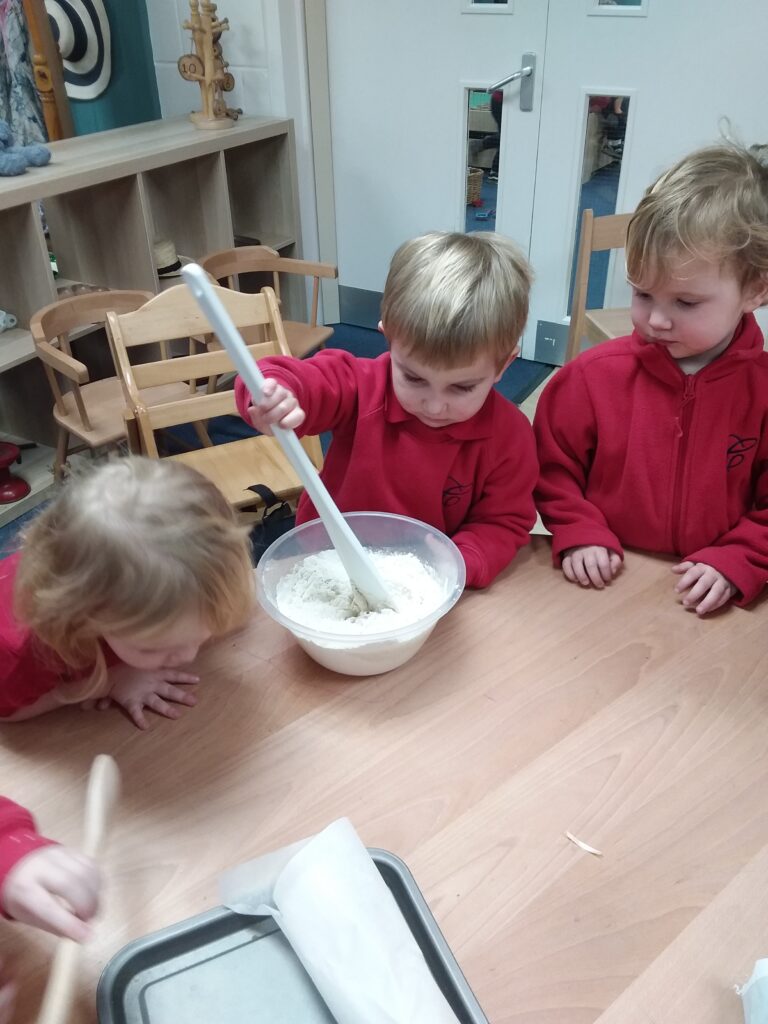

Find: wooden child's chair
<box><xmin>565</xmin><ymin>209</ymin><xmax>634</xmax><ymax>364</ymax></box>
<box><xmin>106</xmin><ymin>284</ymin><xmax>322</xmax><ymax>513</ymax></box>
<box><xmin>31</xmin><ymin>290</ymin><xmax>215</xmax><ymax>480</ymax></box>
<box><xmin>199</xmin><ymin>245</ymin><xmax>338</xmax><ymax>359</ymax></box>
<box><xmin>31</xmin><ymin>290</ymin><xmax>152</xmax><ymax>479</ymax></box>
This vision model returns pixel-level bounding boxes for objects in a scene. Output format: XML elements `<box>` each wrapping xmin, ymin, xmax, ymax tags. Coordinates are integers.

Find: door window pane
<box><xmin>568</xmin><ymin>94</ymin><xmax>629</xmax><ymax>312</ymax></box>
<box><xmin>465</xmin><ymin>89</ymin><xmax>499</xmax><ymax>232</ymax></box>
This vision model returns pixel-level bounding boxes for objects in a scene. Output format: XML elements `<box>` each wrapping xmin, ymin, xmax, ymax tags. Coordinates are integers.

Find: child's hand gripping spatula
<box><xmin>36</xmin><ymin>755</ymin><xmax>121</xmax><ymax>1024</ymax></box>
<box><xmin>181</xmin><ymin>263</ymin><xmax>395</xmax><ymax>612</ymax></box>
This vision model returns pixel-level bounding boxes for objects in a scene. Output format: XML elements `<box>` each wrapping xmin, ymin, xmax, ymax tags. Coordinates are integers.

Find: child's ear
<box><xmin>377</xmin><ymin>320</ymin><xmax>385</xmax><ymax>334</ymax></box>
<box><xmin>494</xmin><ymin>345</ymin><xmax>520</xmax><ymax>382</ymax></box>
<box><xmin>744</xmin><ymin>275</ymin><xmax>768</xmax><ymax>311</ymax></box>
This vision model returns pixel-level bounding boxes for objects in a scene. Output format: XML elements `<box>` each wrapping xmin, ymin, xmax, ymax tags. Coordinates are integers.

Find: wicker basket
<box><xmin>466</xmin><ymin>166</ymin><xmax>483</xmax><ymax>205</ymax></box>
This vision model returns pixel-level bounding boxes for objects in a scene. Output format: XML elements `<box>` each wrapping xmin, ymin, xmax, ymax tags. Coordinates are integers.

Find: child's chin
<box><xmin>418</xmin><ymin>415</ymin><xmax>455</xmax><ymax>428</ymax></box>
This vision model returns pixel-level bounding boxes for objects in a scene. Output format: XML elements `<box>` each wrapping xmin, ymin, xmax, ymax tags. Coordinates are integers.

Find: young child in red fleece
<box><xmin>534</xmin><ymin>143</ymin><xmax>768</xmax><ymax>614</ymax></box>
<box><xmin>236</xmin><ymin>231</ymin><xmax>538</xmax><ymax>588</ymax></box>
<box><xmin>0</xmin><ymin>456</ymin><xmax>254</xmax><ymax>728</ymax></box>
<box><xmin>0</xmin><ymin>796</ymin><xmax>100</xmax><ymax>1020</ymax></box>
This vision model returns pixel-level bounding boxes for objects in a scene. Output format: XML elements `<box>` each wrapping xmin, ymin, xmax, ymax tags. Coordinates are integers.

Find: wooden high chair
<box><xmin>30</xmin><ymin>290</ymin><xmax>168</xmax><ymax>479</ymax></box>
<box><xmin>565</xmin><ymin>209</ymin><xmax>634</xmax><ymax>364</ymax></box>
<box><xmin>105</xmin><ymin>284</ymin><xmax>323</xmax><ymax>513</ymax></box>
<box><xmin>199</xmin><ymin>245</ymin><xmax>338</xmax><ymax>359</ymax></box>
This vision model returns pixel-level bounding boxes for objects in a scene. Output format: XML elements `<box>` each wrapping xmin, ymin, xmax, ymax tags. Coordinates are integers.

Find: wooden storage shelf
<box><xmin>0</xmin><ymin>115</ymin><xmax>303</xmax><ymax>446</ymax></box>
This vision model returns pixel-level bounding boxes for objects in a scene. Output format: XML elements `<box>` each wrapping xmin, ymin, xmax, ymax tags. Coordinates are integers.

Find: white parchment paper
<box><xmin>218</xmin><ymin>818</ymin><xmax>460</xmax><ymax>1024</ymax></box>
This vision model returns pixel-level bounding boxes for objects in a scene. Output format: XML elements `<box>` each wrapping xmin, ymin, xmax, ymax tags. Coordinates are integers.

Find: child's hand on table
<box><xmin>562</xmin><ymin>545</ymin><xmax>622</xmax><ymax>588</ymax></box>
<box><xmin>89</xmin><ymin>664</ymin><xmax>199</xmax><ymax>730</ymax></box>
<box><xmin>247</xmin><ymin>378</ymin><xmax>306</xmax><ymax>434</ymax></box>
<box><xmin>1</xmin><ymin>845</ymin><xmax>100</xmax><ymax>942</ymax></box>
<box><xmin>672</xmin><ymin>561</ymin><xmax>737</xmax><ymax>615</ymax></box>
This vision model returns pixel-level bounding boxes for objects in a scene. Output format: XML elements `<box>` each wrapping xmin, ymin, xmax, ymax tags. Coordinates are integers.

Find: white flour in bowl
<box><xmin>275</xmin><ymin>548</ymin><xmax>445</xmax><ymax>635</ymax></box>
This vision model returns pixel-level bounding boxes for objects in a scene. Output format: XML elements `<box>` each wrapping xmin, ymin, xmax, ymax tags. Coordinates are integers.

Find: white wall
<box><xmin>146</xmin><ymin>0</ymin><xmax>321</xmax><ymax>266</ymax></box>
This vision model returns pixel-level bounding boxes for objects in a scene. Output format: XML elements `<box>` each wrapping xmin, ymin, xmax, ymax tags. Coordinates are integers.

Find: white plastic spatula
<box><xmin>181</xmin><ymin>263</ymin><xmax>395</xmax><ymax>611</ymax></box>
<box><xmin>36</xmin><ymin>755</ymin><xmax>121</xmax><ymax>1024</ymax></box>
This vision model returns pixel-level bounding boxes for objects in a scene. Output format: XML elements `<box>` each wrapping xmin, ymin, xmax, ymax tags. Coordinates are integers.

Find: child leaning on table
<box><xmin>534</xmin><ymin>142</ymin><xmax>768</xmax><ymax>615</ymax></box>
<box><xmin>0</xmin><ymin>456</ymin><xmax>254</xmax><ymax>729</ymax></box>
<box><xmin>0</xmin><ymin>796</ymin><xmax>101</xmax><ymax>1021</ymax></box>
<box><xmin>236</xmin><ymin>231</ymin><xmax>538</xmax><ymax>588</ymax></box>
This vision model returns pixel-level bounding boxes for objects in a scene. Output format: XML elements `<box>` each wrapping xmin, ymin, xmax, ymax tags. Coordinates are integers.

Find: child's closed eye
<box><xmin>452</xmin><ymin>383</ymin><xmax>477</xmax><ymax>393</ymax></box>
<box><xmin>404</xmin><ymin>373</ymin><xmax>426</xmax><ymax>385</ymax></box>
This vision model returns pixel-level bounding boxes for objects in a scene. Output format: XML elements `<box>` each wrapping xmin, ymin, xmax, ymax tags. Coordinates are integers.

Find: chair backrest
<box><xmin>106</xmin><ymin>283</ymin><xmax>303</xmax><ymax>460</ymax></box>
<box><xmin>199</xmin><ymin>245</ymin><xmax>337</xmax><ymax>328</ymax></box>
<box><xmin>30</xmin><ymin>289</ymin><xmax>153</xmax><ymax>432</ymax></box>
<box><xmin>565</xmin><ymin>209</ymin><xmax>633</xmax><ymax>364</ymax></box>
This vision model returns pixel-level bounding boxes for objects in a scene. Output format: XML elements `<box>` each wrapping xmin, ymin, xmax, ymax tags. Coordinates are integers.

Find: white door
<box><xmin>321</xmin><ymin>0</ymin><xmax>768</xmax><ymax>357</ymax></box>
<box><xmin>322</xmin><ymin>0</ymin><xmax>547</xmax><ymax>309</ymax></box>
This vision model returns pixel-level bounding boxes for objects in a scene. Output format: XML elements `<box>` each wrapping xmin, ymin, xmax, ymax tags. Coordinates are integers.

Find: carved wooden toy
<box><xmin>179</xmin><ymin>0</ymin><xmax>240</xmax><ymax>129</ymax></box>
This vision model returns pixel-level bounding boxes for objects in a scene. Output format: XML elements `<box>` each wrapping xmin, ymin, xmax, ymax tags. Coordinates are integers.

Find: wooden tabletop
<box><xmin>2</xmin><ymin>536</ymin><xmax>767</xmax><ymax>1023</ymax></box>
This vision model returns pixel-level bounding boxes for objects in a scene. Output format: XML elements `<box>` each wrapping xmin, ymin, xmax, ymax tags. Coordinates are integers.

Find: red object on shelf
<box><xmin>0</xmin><ymin>442</ymin><xmax>31</xmax><ymax>504</ymax></box>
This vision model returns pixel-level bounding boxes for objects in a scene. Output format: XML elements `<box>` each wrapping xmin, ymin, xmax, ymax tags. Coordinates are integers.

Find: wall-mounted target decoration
<box><xmin>44</xmin><ymin>0</ymin><xmax>112</xmax><ymax>100</ymax></box>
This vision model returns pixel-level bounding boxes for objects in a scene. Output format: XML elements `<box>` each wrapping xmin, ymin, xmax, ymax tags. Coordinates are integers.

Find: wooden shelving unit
<box><xmin>0</xmin><ymin>115</ymin><xmax>303</xmax><ymax>522</ymax></box>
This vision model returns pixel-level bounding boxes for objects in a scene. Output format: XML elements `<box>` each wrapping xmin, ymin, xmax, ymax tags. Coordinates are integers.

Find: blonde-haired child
<box><xmin>534</xmin><ymin>143</ymin><xmax>768</xmax><ymax>614</ymax></box>
<box><xmin>1</xmin><ymin>456</ymin><xmax>254</xmax><ymax>728</ymax></box>
<box><xmin>235</xmin><ymin>231</ymin><xmax>538</xmax><ymax>588</ymax></box>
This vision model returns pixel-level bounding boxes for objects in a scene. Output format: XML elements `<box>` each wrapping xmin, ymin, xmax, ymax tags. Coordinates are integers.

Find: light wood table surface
<box><xmin>2</xmin><ymin>537</ymin><xmax>767</xmax><ymax>1023</ymax></box>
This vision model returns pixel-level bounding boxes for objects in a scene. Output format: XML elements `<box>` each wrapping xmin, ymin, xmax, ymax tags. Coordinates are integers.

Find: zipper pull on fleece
<box><xmin>674</xmin><ymin>375</ymin><xmax>696</xmax><ymax>437</ymax></box>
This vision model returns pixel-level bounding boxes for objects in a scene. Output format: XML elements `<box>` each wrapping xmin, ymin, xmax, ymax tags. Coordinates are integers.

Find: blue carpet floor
<box><xmin>465</xmin><ymin>173</ymin><xmax>497</xmax><ymax>234</ymax></box>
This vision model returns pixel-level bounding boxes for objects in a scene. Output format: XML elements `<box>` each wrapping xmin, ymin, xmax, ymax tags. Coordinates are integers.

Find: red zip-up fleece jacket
<box><xmin>533</xmin><ymin>314</ymin><xmax>768</xmax><ymax>604</ymax></box>
<box><xmin>235</xmin><ymin>349</ymin><xmax>538</xmax><ymax>588</ymax></box>
<box><xmin>0</xmin><ymin>552</ymin><xmax>119</xmax><ymax>718</ymax></box>
<box><xmin>0</xmin><ymin>799</ymin><xmax>55</xmax><ymax>910</ymax></box>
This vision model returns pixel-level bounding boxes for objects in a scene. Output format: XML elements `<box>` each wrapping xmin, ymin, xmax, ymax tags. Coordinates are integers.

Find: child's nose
<box><xmin>423</xmin><ymin>393</ymin><xmax>446</xmax><ymax>414</ymax></box>
<box><xmin>169</xmin><ymin>645</ymin><xmax>199</xmax><ymax>666</ymax></box>
<box><xmin>648</xmin><ymin>306</ymin><xmax>672</xmax><ymax>329</ymax></box>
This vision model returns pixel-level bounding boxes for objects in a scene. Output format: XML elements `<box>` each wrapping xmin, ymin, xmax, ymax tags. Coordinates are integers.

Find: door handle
<box><xmin>487</xmin><ymin>52</ymin><xmax>536</xmax><ymax>112</ymax></box>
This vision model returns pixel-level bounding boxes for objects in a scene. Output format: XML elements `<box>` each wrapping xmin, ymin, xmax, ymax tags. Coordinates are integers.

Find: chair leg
<box><xmin>193</xmin><ymin>421</ymin><xmax>213</xmax><ymax>448</ymax></box>
<box><xmin>54</xmin><ymin>426</ymin><xmax>69</xmax><ymax>481</ymax></box>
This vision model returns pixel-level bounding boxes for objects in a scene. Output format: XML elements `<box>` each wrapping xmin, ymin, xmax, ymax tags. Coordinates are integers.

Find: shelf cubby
<box><xmin>45</xmin><ymin>176</ymin><xmax>156</xmax><ymax>292</ymax></box>
<box><xmin>224</xmin><ymin>133</ymin><xmax>298</xmax><ymax>251</ymax></box>
<box><xmin>140</xmin><ymin>151</ymin><xmax>233</xmax><ymax>269</ymax></box>
<box><xmin>0</xmin><ymin>202</ymin><xmax>55</xmax><ymax>333</ymax></box>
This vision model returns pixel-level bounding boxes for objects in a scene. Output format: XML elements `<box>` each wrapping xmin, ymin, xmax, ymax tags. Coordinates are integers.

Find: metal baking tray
<box><xmin>97</xmin><ymin>848</ymin><xmax>489</xmax><ymax>1023</ymax></box>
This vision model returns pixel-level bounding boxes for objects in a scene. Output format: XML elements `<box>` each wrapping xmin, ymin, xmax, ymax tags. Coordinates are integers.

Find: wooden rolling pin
<box><xmin>36</xmin><ymin>755</ymin><xmax>121</xmax><ymax>1024</ymax></box>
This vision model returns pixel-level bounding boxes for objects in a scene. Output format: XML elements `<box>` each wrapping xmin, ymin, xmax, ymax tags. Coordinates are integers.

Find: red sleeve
<box><xmin>533</xmin><ymin>363</ymin><xmax>623</xmax><ymax>562</ymax></box>
<box><xmin>235</xmin><ymin>349</ymin><xmax>363</xmax><ymax>436</ymax></box>
<box><xmin>0</xmin><ymin>554</ymin><xmax>62</xmax><ymax>718</ymax></box>
<box><xmin>0</xmin><ymin>798</ymin><xmax>56</xmax><ymax>914</ymax></box>
<box><xmin>684</xmin><ymin>445</ymin><xmax>768</xmax><ymax>604</ymax></box>
<box><xmin>451</xmin><ymin>411</ymin><xmax>538</xmax><ymax>589</ymax></box>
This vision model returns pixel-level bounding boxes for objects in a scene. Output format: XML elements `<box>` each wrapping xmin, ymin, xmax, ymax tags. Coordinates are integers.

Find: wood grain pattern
<box><xmin>1</xmin><ymin>538</ymin><xmax>765</xmax><ymax>1022</ymax></box>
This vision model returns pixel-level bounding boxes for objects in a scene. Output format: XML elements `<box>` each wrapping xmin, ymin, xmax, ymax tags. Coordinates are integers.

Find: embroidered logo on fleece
<box><xmin>727</xmin><ymin>434</ymin><xmax>758</xmax><ymax>470</ymax></box>
<box><xmin>443</xmin><ymin>476</ymin><xmax>471</xmax><ymax>507</ymax></box>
